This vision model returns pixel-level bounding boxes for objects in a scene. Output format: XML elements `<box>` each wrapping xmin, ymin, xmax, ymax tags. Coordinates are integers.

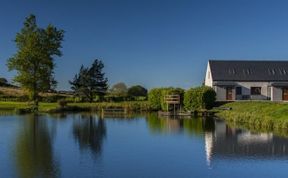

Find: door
<box><xmin>283</xmin><ymin>88</ymin><xmax>288</xmax><ymax>101</ymax></box>
<box><xmin>226</xmin><ymin>87</ymin><xmax>233</xmax><ymax>100</ymax></box>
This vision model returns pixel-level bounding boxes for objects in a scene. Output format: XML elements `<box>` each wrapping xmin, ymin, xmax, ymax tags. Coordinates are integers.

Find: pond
<box><xmin>0</xmin><ymin>113</ymin><xmax>288</xmax><ymax>178</ymax></box>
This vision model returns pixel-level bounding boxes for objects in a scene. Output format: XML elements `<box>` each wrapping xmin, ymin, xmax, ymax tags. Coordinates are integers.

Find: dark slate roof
<box><xmin>209</xmin><ymin>60</ymin><xmax>288</xmax><ymax>81</ymax></box>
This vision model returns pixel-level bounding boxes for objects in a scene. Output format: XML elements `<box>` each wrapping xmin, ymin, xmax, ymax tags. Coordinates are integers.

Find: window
<box><xmin>236</xmin><ymin>87</ymin><xmax>242</xmax><ymax>95</ymax></box>
<box><xmin>251</xmin><ymin>87</ymin><xmax>261</xmax><ymax>95</ymax></box>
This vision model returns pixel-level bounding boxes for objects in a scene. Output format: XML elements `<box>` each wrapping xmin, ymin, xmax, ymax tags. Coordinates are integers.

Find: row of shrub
<box><xmin>148</xmin><ymin>86</ymin><xmax>216</xmax><ymax>111</ymax></box>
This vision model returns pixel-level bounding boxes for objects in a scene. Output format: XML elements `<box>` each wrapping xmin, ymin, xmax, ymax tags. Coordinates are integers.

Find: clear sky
<box><xmin>1</xmin><ymin>0</ymin><xmax>288</xmax><ymax>90</ymax></box>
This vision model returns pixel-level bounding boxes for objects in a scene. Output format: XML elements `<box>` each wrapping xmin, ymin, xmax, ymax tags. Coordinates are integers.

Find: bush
<box><xmin>184</xmin><ymin>88</ymin><xmax>198</xmax><ymax>111</ymax></box>
<box><xmin>202</xmin><ymin>86</ymin><xmax>217</xmax><ymax>109</ymax></box>
<box><xmin>148</xmin><ymin>88</ymin><xmax>162</xmax><ymax>110</ymax></box>
<box><xmin>184</xmin><ymin>86</ymin><xmax>216</xmax><ymax>111</ymax></box>
<box><xmin>160</xmin><ymin>88</ymin><xmax>184</xmax><ymax>111</ymax></box>
<box><xmin>148</xmin><ymin>87</ymin><xmax>185</xmax><ymax>111</ymax></box>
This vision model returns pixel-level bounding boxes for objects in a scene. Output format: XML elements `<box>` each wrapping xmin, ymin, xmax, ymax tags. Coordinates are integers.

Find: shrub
<box><xmin>148</xmin><ymin>87</ymin><xmax>185</xmax><ymax>111</ymax></box>
<box><xmin>201</xmin><ymin>86</ymin><xmax>216</xmax><ymax>109</ymax></box>
<box><xmin>148</xmin><ymin>88</ymin><xmax>162</xmax><ymax>110</ymax></box>
<box><xmin>184</xmin><ymin>86</ymin><xmax>216</xmax><ymax>111</ymax></box>
<box><xmin>160</xmin><ymin>87</ymin><xmax>184</xmax><ymax>111</ymax></box>
<box><xmin>184</xmin><ymin>88</ymin><xmax>198</xmax><ymax>111</ymax></box>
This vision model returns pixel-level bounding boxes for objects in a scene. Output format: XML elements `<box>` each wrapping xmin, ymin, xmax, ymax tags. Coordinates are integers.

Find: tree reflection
<box><xmin>72</xmin><ymin>114</ymin><xmax>106</xmax><ymax>157</ymax></box>
<box><xmin>146</xmin><ymin>113</ymin><xmax>166</xmax><ymax>133</ymax></box>
<box><xmin>14</xmin><ymin>114</ymin><xmax>59</xmax><ymax>178</ymax></box>
<box><xmin>146</xmin><ymin>113</ymin><xmax>215</xmax><ymax>135</ymax></box>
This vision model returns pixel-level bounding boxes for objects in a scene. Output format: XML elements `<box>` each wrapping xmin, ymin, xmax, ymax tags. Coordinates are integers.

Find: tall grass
<box><xmin>217</xmin><ymin>101</ymin><xmax>288</xmax><ymax>136</ymax></box>
<box><xmin>0</xmin><ymin>101</ymin><xmax>152</xmax><ymax>113</ymax></box>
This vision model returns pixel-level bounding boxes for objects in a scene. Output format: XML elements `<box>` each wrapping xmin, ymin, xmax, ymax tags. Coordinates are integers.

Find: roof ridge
<box><xmin>209</xmin><ymin>60</ymin><xmax>288</xmax><ymax>81</ymax></box>
<box><xmin>209</xmin><ymin>59</ymin><xmax>288</xmax><ymax>62</ymax></box>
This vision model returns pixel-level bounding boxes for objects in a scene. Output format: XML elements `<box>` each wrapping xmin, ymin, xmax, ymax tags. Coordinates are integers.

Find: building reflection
<box><xmin>13</xmin><ymin>114</ymin><xmax>59</xmax><ymax>178</ymax></box>
<box><xmin>146</xmin><ymin>113</ymin><xmax>288</xmax><ymax>166</ymax></box>
<box><xmin>205</xmin><ymin>119</ymin><xmax>288</xmax><ymax>166</ymax></box>
<box><xmin>72</xmin><ymin>114</ymin><xmax>106</xmax><ymax>157</ymax></box>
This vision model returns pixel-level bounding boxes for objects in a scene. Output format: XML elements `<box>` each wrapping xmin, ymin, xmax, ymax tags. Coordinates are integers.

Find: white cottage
<box><xmin>204</xmin><ymin>60</ymin><xmax>288</xmax><ymax>101</ymax></box>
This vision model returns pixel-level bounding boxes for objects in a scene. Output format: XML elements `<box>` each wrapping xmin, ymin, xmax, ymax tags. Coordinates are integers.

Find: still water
<box><xmin>0</xmin><ymin>113</ymin><xmax>288</xmax><ymax>178</ymax></box>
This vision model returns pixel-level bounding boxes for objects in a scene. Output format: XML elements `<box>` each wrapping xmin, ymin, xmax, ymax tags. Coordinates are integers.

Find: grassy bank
<box><xmin>0</xmin><ymin>101</ymin><xmax>152</xmax><ymax>113</ymax></box>
<box><xmin>216</xmin><ymin>101</ymin><xmax>288</xmax><ymax>136</ymax></box>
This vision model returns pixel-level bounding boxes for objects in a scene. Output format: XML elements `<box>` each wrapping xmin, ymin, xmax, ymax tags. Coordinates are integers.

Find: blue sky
<box><xmin>1</xmin><ymin>0</ymin><xmax>288</xmax><ymax>90</ymax></box>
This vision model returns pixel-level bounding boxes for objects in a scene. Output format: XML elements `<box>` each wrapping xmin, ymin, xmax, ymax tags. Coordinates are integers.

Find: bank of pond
<box><xmin>1</xmin><ymin>100</ymin><xmax>288</xmax><ymax>137</ymax></box>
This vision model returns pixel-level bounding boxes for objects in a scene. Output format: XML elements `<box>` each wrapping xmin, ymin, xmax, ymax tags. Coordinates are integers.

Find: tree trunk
<box><xmin>31</xmin><ymin>87</ymin><xmax>39</xmax><ymax>112</ymax></box>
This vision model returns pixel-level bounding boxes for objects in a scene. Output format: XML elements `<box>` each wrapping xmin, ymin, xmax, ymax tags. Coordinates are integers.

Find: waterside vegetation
<box><xmin>216</xmin><ymin>101</ymin><xmax>288</xmax><ymax>137</ymax></box>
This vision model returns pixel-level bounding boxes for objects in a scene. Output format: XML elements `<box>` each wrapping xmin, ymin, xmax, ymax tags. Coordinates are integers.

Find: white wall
<box><xmin>237</xmin><ymin>82</ymin><xmax>270</xmax><ymax>100</ymax></box>
<box><xmin>214</xmin><ymin>86</ymin><xmax>236</xmax><ymax>101</ymax></box>
<box><xmin>271</xmin><ymin>86</ymin><xmax>282</xmax><ymax>101</ymax></box>
<box><xmin>213</xmin><ymin>81</ymin><xmax>273</xmax><ymax>101</ymax></box>
<box><xmin>214</xmin><ymin>86</ymin><xmax>228</xmax><ymax>101</ymax></box>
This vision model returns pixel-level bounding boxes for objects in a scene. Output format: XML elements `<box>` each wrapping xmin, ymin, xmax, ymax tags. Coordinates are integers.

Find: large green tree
<box><xmin>70</xmin><ymin>59</ymin><xmax>108</xmax><ymax>102</ymax></box>
<box><xmin>7</xmin><ymin>14</ymin><xmax>64</xmax><ymax>110</ymax></box>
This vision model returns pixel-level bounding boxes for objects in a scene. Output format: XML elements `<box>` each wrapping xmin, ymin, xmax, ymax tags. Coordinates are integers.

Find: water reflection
<box><xmin>72</xmin><ymin>114</ymin><xmax>106</xmax><ymax>157</ymax></box>
<box><xmin>208</xmin><ymin>119</ymin><xmax>288</xmax><ymax>160</ymax></box>
<box><xmin>2</xmin><ymin>112</ymin><xmax>288</xmax><ymax>178</ymax></box>
<box><xmin>146</xmin><ymin>114</ymin><xmax>288</xmax><ymax>165</ymax></box>
<box><xmin>13</xmin><ymin>114</ymin><xmax>59</xmax><ymax>178</ymax></box>
<box><xmin>146</xmin><ymin>113</ymin><xmax>215</xmax><ymax>135</ymax></box>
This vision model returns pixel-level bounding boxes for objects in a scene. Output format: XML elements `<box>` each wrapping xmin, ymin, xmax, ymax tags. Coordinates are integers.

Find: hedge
<box><xmin>184</xmin><ymin>86</ymin><xmax>216</xmax><ymax>111</ymax></box>
<box><xmin>148</xmin><ymin>88</ymin><xmax>162</xmax><ymax>110</ymax></box>
<box><xmin>148</xmin><ymin>87</ymin><xmax>184</xmax><ymax>111</ymax></box>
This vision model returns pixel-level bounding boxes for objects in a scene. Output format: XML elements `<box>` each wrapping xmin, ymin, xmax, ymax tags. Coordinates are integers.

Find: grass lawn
<box><xmin>216</xmin><ymin>101</ymin><xmax>288</xmax><ymax>136</ymax></box>
<box><xmin>0</xmin><ymin>102</ymin><xmax>58</xmax><ymax>112</ymax></box>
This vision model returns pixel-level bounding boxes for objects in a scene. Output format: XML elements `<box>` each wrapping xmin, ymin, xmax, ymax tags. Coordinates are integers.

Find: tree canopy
<box><xmin>128</xmin><ymin>85</ymin><xmax>147</xmax><ymax>97</ymax></box>
<box><xmin>109</xmin><ymin>82</ymin><xmax>128</xmax><ymax>97</ymax></box>
<box><xmin>7</xmin><ymin>14</ymin><xmax>64</xmax><ymax>110</ymax></box>
<box><xmin>70</xmin><ymin>59</ymin><xmax>108</xmax><ymax>102</ymax></box>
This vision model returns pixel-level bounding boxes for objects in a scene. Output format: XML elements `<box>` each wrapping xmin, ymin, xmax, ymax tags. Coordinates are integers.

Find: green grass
<box><xmin>0</xmin><ymin>102</ymin><xmax>58</xmax><ymax>112</ymax></box>
<box><xmin>216</xmin><ymin>101</ymin><xmax>288</xmax><ymax>136</ymax></box>
<box><xmin>0</xmin><ymin>101</ymin><xmax>152</xmax><ymax>113</ymax></box>
<box><xmin>0</xmin><ymin>102</ymin><xmax>29</xmax><ymax>110</ymax></box>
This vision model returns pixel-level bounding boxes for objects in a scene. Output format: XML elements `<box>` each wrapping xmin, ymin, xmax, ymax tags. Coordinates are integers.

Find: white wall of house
<box><xmin>214</xmin><ymin>86</ymin><xmax>229</xmax><ymax>101</ymax></box>
<box><xmin>271</xmin><ymin>86</ymin><xmax>282</xmax><ymax>101</ymax></box>
<box><xmin>214</xmin><ymin>85</ymin><xmax>236</xmax><ymax>101</ymax></box>
<box><xmin>204</xmin><ymin>62</ymin><xmax>213</xmax><ymax>87</ymax></box>
<box><xmin>237</xmin><ymin>82</ymin><xmax>270</xmax><ymax>100</ymax></box>
<box><xmin>211</xmin><ymin>81</ymin><xmax>281</xmax><ymax>101</ymax></box>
